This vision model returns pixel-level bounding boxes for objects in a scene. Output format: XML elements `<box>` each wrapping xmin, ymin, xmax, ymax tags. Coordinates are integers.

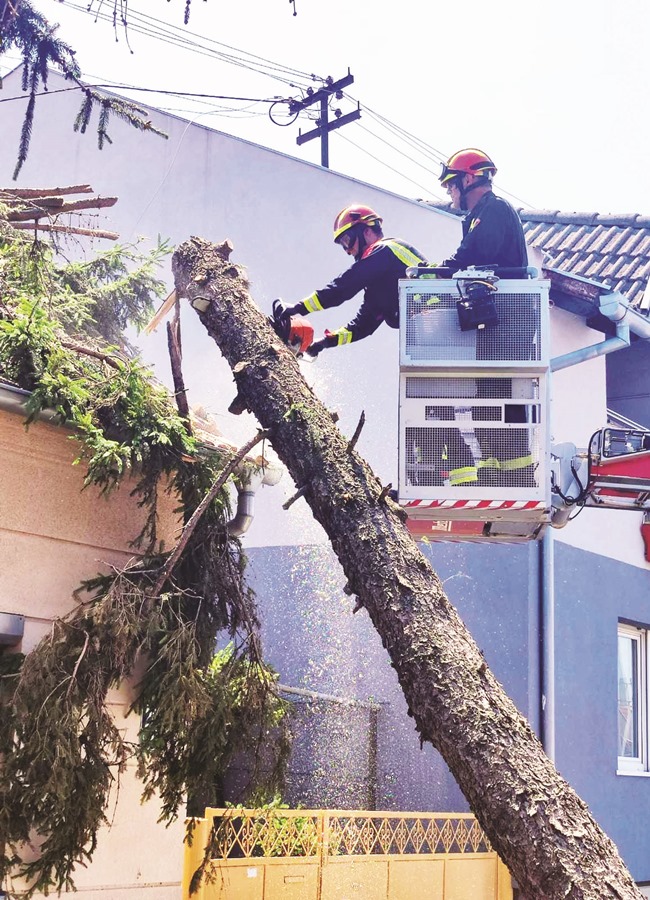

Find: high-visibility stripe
<box><xmin>477</xmin><ymin>457</ymin><xmax>499</xmax><ymax>469</ymax></box>
<box><xmin>501</xmin><ymin>455</ymin><xmax>534</xmax><ymax>471</ymax></box>
<box><xmin>477</xmin><ymin>455</ymin><xmax>533</xmax><ymax>471</ymax></box>
<box><xmin>449</xmin><ymin>466</ymin><xmax>478</xmax><ymax>486</ymax></box>
<box><xmin>331</xmin><ymin>327</ymin><xmax>353</xmax><ymax>345</ymax></box>
<box><xmin>303</xmin><ymin>292</ymin><xmax>324</xmax><ymax>313</ymax></box>
<box><xmin>383</xmin><ymin>239</ymin><xmax>424</xmax><ymax>268</ymax></box>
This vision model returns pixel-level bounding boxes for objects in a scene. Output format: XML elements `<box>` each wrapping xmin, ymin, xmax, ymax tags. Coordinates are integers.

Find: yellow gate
<box><xmin>183</xmin><ymin>809</ymin><xmax>512</xmax><ymax>900</ymax></box>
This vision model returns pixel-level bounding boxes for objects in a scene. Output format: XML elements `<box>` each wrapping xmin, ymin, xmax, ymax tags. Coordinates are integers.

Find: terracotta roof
<box><xmin>427</xmin><ymin>202</ymin><xmax>650</xmax><ymax>310</ymax></box>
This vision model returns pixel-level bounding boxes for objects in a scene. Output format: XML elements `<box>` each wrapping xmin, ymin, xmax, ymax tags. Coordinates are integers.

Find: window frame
<box><xmin>617</xmin><ymin>622</ymin><xmax>649</xmax><ymax>775</ymax></box>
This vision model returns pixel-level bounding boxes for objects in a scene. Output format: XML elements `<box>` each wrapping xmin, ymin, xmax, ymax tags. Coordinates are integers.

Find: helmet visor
<box><xmin>337</xmin><ymin>226</ymin><xmax>362</xmax><ymax>254</ymax></box>
<box><xmin>439</xmin><ymin>164</ymin><xmax>461</xmax><ymax>185</ymax></box>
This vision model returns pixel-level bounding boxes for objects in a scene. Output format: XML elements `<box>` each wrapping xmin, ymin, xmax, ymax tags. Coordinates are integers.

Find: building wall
<box><xmin>607</xmin><ymin>339</ymin><xmax>650</xmax><ymax>427</ymax></box>
<box><xmin>247</xmin><ymin>539</ymin><xmax>535</xmax><ymax>814</ymax></box>
<box><xmin>553</xmin><ymin>541</ymin><xmax>650</xmax><ymax>878</ymax></box>
<box><xmin>0</xmin><ymin>405</ymin><xmax>184</xmax><ymax>899</ymax></box>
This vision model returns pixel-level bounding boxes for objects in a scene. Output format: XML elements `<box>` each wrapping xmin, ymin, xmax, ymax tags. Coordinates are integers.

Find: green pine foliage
<box><xmin>0</xmin><ymin>225</ymin><xmax>291</xmax><ymax>897</ymax></box>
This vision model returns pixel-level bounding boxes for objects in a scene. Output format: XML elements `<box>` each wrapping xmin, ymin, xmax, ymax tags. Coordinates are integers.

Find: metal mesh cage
<box><xmin>400</xmin><ymin>279</ymin><xmax>548</xmax><ymax>368</ymax></box>
<box><xmin>399</xmin><ymin>374</ymin><xmax>548</xmax><ymax>502</ymax></box>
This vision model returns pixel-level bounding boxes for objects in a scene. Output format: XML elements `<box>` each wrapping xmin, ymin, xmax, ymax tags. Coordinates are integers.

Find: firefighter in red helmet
<box><xmin>439</xmin><ymin>149</ymin><xmax>533</xmax><ymax>486</ymax></box>
<box><xmin>275</xmin><ymin>204</ymin><xmax>426</xmax><ymax>356</ymax></box>
<box><xmin>437</xmin><ymin>148</ymin><xmax>527</xmax><ymax>270</ymax></box>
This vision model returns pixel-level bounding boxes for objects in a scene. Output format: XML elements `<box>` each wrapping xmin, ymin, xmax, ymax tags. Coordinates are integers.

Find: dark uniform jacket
<box><xmin>441</xmin><ymin>191</ymin><xmax>527</xmax><ymax>271</ymax></box>
<box><xmin>440</xmin><ymin>190</ymin><xmax>532</xmax><ymax>475</ymax></box>
<box><xmin>297</xmin><ymin>238</ymin><xmax>426</xmax><ymax>343</ymax></box>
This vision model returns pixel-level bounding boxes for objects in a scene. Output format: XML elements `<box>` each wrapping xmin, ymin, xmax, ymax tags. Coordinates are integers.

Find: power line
<box><xmin>59</xmin><ymin>1</ymin><xmax>319</xmax><ymax>89</ymax></box>
<box><xmin>0</xmin><ymin>84</ymin><xmax>288</xmax><ymax>105</ymax></box>
<box><xmin>30</xmin><ymin>1</ymin><xmax>536</xmax><ymax>205</ymax></box>
<box><xmin>333</xmin><ymin>130</ymin><xmax>447</xmax><ymax>201</ymax></box>
<box><xmin>352</xmin><ymin>121</ymin><xmax>441</xmax><ymax>183</ymax></box>
<box><xmin>355</xmin><ymin>101</ymin><xmax>449</xmax><ymax>165</ymax></box>
<box><xmin>344</xmin><ymin>96</ymin><xmax>536</xmax><ymax>209</ymax></box>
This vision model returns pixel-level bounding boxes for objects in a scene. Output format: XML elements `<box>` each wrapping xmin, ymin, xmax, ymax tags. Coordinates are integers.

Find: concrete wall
<box><xmin>0</xmin><ymin>404</ymin><xmax>184</xmax><ymax>899</ymax></box>
<box><xmin>247</xmin><ymin>539</ymin><xmax>535</xmax><ymax>814</ymax></box>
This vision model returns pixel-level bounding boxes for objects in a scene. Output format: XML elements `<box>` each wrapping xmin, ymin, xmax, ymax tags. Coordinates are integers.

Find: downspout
<box><xmin>539</xmin><ymin>529</ymin><xmax>555</xmax><ymax>762</ymax></box>
<box><xmin>0</xmin><ymin>383</ymin><xmax>282</xmax><ymax>539</ymax></box>
<box><xmin>227</xmin><ymin>464</ymin><xmax>282</xmax><ymax>537</ymax></box>
<box><xmin>544</xmin><ymin>287</ymin><xmax>650</xmax><ymax>754</ymax></box>
<box><xmin>527</xmin><ymin>542</ymin><xmax>542</xmax><ymax>739</ymax></box>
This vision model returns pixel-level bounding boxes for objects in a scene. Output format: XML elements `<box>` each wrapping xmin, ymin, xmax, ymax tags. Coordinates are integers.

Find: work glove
<box><xmin>306</xmin><ymin>331</ymin><xmax>338</xmax><ymax>358</ymax></box>
<box><xmin>271</xmin><ymin>298</ymin><xmax>290</xmax><ymax>326</ymax></box>
<box><xmin>272</xmin><ymin>298</ymin><xmax>304</xmax><ymax>323</ymax></box>
<box><xmin>406</xmin><ymin>262</ymin><xmax>436</xmax><ymax>279</ymax></box>
<box><xmin>270</xmin><ymin>299</ymin><xmax>293</xmax><ymax>343</ymax></box>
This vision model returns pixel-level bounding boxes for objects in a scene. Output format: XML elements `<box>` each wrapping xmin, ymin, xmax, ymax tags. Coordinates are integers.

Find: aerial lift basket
<box><xmin>398</xmin><ymin>270</ymin><xmax>551</xmax><ymax>543</ymax></box>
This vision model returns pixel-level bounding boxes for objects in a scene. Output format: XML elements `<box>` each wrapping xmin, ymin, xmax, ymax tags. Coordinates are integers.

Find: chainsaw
<box><xmin>269</xmin><ymin>299</ymin><xmax>314</xmax><ymax>357</ymax></box>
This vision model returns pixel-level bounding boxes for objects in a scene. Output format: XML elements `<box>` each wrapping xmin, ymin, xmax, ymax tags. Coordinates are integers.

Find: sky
<box><xmin>3</xmin><ymin>0</ymin><xmax>650</xmax><ymax>215</ymax></box>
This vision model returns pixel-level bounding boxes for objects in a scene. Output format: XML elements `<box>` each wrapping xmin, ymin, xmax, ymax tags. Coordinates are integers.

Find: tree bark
<box><xmin>172</xmin><ymin>236</ymin><xmax>642</xmax><ymax>900</ymax></box>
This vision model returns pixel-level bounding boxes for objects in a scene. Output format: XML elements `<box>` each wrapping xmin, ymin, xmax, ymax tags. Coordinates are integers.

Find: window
<box><xmin>618</xmin><ymin>623</ymin><xmax>649</xmax><ymax>773</ymax></box>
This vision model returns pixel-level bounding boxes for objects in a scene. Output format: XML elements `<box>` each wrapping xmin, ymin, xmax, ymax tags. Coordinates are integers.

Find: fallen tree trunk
<box><xmin>172</xmin><ymin>237</ymin><xmax>641</xmax><ymax>900</ymax></box>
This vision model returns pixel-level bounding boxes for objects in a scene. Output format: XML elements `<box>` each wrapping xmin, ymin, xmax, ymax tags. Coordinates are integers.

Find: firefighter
<box><xmin>438</xmin><ymin>149</ymin><xmax>534</xmax><ymax>487</ymax></box>
<box><xmin>275</xmin><ymin>205</ymin><xmax>426</xmax><ymax>357</ymax></box>
<box><xmin>438</xmin><ymin>148</ymin><xmax>527</xmax><ymax>269</ymax></box>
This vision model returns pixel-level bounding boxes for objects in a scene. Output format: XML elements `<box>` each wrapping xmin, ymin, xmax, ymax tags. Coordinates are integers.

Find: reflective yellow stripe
<box><xmin>501</xmin><ymin>454</ymin><xmax>533</xmax><ymax>471</ymax></box>
<box><xmin>384</xmin><ymin>240</ymin><xmax>424</xmax><ymax>268</ymax></box>
<box><xmin>449</xmin><ymin>466</ymin><xmax>478</xmax><ymax>485</ymax></box>
<box><xmin>331</xmin><ymin>327</ymin><xmax>353</xmax><ymax>345</ymax></box>
<box><xmin>303</xmin><ymin>292</ymin><xmax>324</xmax><ymax>313</ymax></box>
<box><xmin>478</xmin><ymin>455</ymin><xmax>533</xmax><ymax>470</ymax></box>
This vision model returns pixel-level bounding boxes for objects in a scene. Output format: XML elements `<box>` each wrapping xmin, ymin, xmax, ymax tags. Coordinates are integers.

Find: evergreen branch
<box><xmin>59</xmin><ymin>338</ymin><xmax>124</xmax><ymax>370</ymax></box>
<box><xmin>0</xmin><ymin>218</ymin><xmax>291</xmax><ymax>895</ymax></box>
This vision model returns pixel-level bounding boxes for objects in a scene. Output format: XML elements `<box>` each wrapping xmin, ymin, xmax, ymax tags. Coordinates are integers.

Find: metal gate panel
<box><xmin>183</xmin><ymin>810</ymin><xmax>512</xmax><ymax>900</ymax></box>
<box><xmin>387</xmin><ymin>858</ymin><xmax>444</xmax><ymax>899</ymax></box>
<box><xmin>321</xmin><ymin>858</ymin><xmax>387</xmax><ymax>900</ymax></box>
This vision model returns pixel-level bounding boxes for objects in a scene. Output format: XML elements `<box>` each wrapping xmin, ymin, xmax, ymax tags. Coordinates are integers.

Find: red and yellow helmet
<box><xmin>333</xmin><ymin>205</ymin><xmax>382</xmax><ymax>243</ymax></box>
<box><xmin>439</xmin><ymin>149</ymin><xmax>497</xmax><ymax>186</ymax></box>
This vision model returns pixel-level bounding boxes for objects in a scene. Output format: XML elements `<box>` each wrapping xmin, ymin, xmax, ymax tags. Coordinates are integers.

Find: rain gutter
<box><xmin>0</xmin><ymin>382</ymin><xmax>60</xmax><ymax>422</ymax></box>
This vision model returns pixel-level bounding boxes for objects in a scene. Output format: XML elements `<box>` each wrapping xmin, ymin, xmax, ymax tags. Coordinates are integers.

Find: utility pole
<box><xmin>291</xmin><ymin>69</ymin><xmax>361</xmax><ymax>168</ymax></box>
